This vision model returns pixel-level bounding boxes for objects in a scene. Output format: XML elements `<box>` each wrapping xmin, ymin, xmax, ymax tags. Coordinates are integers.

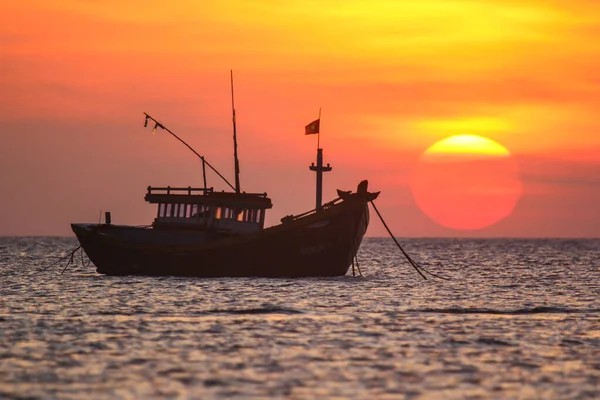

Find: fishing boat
<box><xmin>71</xmin><ymin>74</ymin><xmax>379</xmax><ymax>277</ymax></box>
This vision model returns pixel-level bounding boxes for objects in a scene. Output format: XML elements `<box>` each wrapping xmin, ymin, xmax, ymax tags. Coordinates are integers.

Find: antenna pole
<box><xmin>231</xmin><ymin>70</ymin><xmax>241</xmax><ymax>193</ymax></box>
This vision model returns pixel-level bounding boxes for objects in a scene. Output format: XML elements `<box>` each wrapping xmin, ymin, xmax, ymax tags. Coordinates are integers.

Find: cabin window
<box><xmin>237</xmin><ymin>209</ymin><xmax>244</xmax><ymax>222</ymax></box>
<box><xmin>215</xmin><ymin>207</ymin><xmax>222</xmax><ymax>219</ymax></box>
<box><xmin>256</xmin><ymin>209</ymin><xmax>262</xmax><ymax>222</ymax></box>
<box><xmin>158</xmin><ymin>203</ymin><xmax>165</xmax><ymax>217</ymax></box>
<box><xmin>178</xmin><ymin>204</ymin><xmax>187</xmax><ymax>218</ymax></box>
<box><xmin>189</xmin><ymin>204</ymin><xmax>198</xmax><ymax>218</ymax></box>
<box><xmin>200</xmin><ymin>205</ymin><xmax>209</xmax><ymax>218</ymax></box>
<box><xmin>165</xmin><ymin>204</ymin><xmax>173</xmax><ymax>217</ymax></box>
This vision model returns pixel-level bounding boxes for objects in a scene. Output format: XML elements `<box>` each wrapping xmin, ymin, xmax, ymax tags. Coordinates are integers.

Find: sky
<box><xmin>1</xmin><ymin>0</ymin><xmax>599</xmax><ymax>237</ymax></box>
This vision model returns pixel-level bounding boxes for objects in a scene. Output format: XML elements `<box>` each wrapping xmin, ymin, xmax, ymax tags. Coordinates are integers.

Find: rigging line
<box><xmin>36</xmin><ymin>255</ymin><xmax>69</xmax><ymax>273</ymax></box>
<box><xmin>404</xmin><ymin>252</ymin><xmax>451</xmax><ymax>281</ymax></box>
<box><xmin>80</xmin><ymin>246</ymin><xmax>91</xmax><ymax>269</ymax></box>
<box><xmin>349</xmin><ymin>214</ymin><xmax>356</xmax><ymax>277</ymax></box>
<box><xmin>143</xmin><ymin>113</ymin><xmax>236</xmax><ymax>191</ymax></box>
<box><xmin>61</xmin><ymin>246</ymin><xmax>82</xmax><ymax>275</ymax></box>
<box><xmin>36</xmin><ymin>245</ymin><xmax>81</xmax><ymax>274</ymax></box>
<box><xmin>369</xmin><ymin>201</ymin><xmax>427</xmax><ymax>280</ymax></box>
<box><xmin>394</xmin><ymin>237</ymin><xmax>451</xmax><ymax>280</ymax></box>
<box><xmin>61</xmin><ymin>255</ymin><xmax>73</xmax><ymax>275</ymax></box>
<box><xmin>350</xmin><ymin>219</ymin><xmax>363</xmax><ymax>278</ymax></box>
<box><xmin>370</xmin><ymin>201</ymin><xmax>451</xmax><ymax>281</ymax></box>
<box><xmin>355</xmin><ymin>253</ymin><xmax>363</xmax><ymax>277</ymax></box>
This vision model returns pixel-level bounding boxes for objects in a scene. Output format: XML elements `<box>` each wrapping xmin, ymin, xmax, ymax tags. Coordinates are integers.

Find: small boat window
<box><xmin>215</xmin><ymin>207</ymin><xmax>222</xmax><ymax>219</ymax></box>
<box><xmin>178</xmin><ymin>204</ymin><xmax>187</xmax><ymax>218</ymax></box>
<box><xmin>256</xmin><ymin>209</ymin><xmax>262</xmax><ymax>222</ymax></box>
<box><xmin>165</xmin><ymin>204</ymin><xmax>173</xmax><ymax>217</ymax></box>
<box><xmin>200</xmin><ymin>205</ymin><xmax>210</xmax><ymax>219</ymax></box>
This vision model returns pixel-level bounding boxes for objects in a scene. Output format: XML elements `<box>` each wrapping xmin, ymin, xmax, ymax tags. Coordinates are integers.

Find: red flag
<box><xmin>305</xmin><ymin>119</ymin><xmax>320</xmax><ymax>135</ymax></box>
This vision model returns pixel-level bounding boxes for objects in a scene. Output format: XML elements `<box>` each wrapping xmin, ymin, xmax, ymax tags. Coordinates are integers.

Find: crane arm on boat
<box><xmin>143</xmin><ymin>112</ymin><xmax>236</xmax><ymax>191</ymax></box>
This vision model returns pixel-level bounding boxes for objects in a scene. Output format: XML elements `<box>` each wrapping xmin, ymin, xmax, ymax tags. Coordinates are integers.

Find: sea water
<box><xmin>1</xmin><ymin>237</ymin><xmax>599</xmax><ymax>399</ymax></box>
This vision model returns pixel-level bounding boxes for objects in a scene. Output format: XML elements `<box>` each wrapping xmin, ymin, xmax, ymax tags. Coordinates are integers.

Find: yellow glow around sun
<box><xmin>425</xmin><ymin>134</ymin><xmax>511</xmax><ymax>156</ymax></box>
<box><xmin>415</xmin><ymin>118</ymin><xmax>514</xmax><ymax>134</ymax></box>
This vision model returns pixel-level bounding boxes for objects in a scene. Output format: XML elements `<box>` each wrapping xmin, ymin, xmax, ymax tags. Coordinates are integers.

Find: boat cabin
<box><xmin>145</xmin><ymin>186</ymin><xmax>272</xmax><ymax>234</ymax></box>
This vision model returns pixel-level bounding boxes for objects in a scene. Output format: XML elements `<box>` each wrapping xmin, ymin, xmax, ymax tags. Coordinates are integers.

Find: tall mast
<box><xmin>231</xmin><ymin>70</ymin><xmax>241</xmax><ymax>193</ymax></box>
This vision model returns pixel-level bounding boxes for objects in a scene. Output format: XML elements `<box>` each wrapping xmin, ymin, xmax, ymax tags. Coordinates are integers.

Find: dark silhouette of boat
<box><xmin>71</xmin><ymin>73</ymin><xmax>378</xmax><ymax>277</ymax></box>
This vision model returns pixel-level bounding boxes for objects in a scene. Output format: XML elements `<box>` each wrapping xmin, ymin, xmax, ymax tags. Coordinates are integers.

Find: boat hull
<box><xmin>72</xmin><ymin>195</ymin><xmax>371</xmax><ymax>277</ymax></box>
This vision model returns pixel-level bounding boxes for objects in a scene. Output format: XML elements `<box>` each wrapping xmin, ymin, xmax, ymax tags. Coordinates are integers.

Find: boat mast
<box><xmin>231</xmin><ymin>70</ymin><xmax>241</xmax><ymax>193</ymax></box>
<box><xmin>309</xmin><ymin>108</ymin><xmax>332</xmax><ymax>210</ymax></box>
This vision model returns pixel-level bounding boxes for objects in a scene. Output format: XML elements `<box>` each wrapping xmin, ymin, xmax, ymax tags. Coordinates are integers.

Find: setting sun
<box><xmin>424</xmin><ymin>134</ymin><xmax>511</xmax><ymax>157</ymax></box>
<box><xmin>411</xmin><ymin>135</ymin><xmax>522</xmax><ymax>230</ymax></box>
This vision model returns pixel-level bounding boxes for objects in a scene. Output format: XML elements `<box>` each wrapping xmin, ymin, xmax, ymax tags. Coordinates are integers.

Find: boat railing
<box><xmin>147</xmin><ymin>186</ymin><xmax>214</xmax><ymax>196</ymax></box>
<box><xmin>281</xmin><ymin>197</ymin><xmax>342</xmax><ymax>223</ymax></box>
<box><xmin>146</xmin><ymin>186</ymin><xmax>269</xmax><ymax>198</ymax></box>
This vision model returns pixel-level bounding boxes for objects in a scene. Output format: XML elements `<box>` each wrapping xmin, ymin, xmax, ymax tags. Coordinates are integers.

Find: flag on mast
<box><xmin>305</xmin><ymin>119</ymin><xmax>320</xmax><ymax>135</ymax></box>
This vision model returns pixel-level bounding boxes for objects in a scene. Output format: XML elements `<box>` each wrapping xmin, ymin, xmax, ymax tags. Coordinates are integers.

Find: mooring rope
<box><xmin>350</xmin><ymin>220</ymin><xmax>363</xmax><ymax>277</ymax></box>
<box><xmin>36</xmin><ymin>245</ymin><xmax>90</xmax><ymax>274</ymax></box>
<box><xmin>370</xmin><ymin>200</ymin><xmax>450</xmax><ymax>281</ymax></box>
<box><xmin>354</xmin><ymin>253</ymin><xmax>363</xmax><ymax>277</ymax></box>
<box><xmin>80</xmin><ymin>246</ymin><xmax>91</xmax><ymax>269</ymax></box>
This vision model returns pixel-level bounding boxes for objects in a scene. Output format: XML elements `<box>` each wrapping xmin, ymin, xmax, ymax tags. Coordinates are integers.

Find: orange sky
<box><xmin>1</xmin><ymin>0</ymin><xmax>599</xmax><ymax>237</ymax></box>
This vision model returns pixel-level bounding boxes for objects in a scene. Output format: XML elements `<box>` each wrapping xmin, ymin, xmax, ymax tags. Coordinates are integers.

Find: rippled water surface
<box><xmin>1</xmin><ymin>237</ymin><xmax>599</xmax><ymax>399</ymax></box>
